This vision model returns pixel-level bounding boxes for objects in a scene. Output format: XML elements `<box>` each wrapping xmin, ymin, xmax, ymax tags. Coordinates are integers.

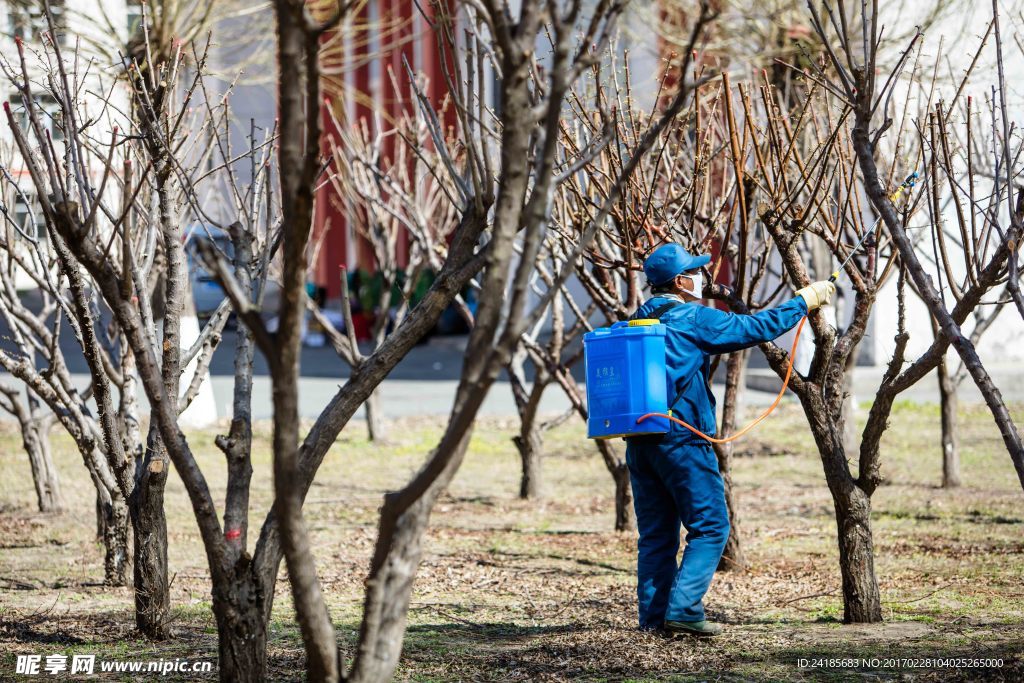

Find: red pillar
<box><xmin>314</xmin><ymin>101</ymin><xmax>348</xmax><ymax>299</ymax></box>
<box><xmin>385</xmin><ymin>0</ymin><xmax>413</xmax><ymax>268</ymax></box>
<box><xmin>314</xmin><ymin>0</ymin><xmax>461</xmax><ymax>296</ymax></box>
<box><xmin>314</xmin><ymin>10</ymin><xmax>349</xmax><ymax>301</ymax></box>
<box><xmin>352</xmin><ymin>0</ymin><xmax>377</xmax><ymax>276</ymax></box>
<box><xmin>421</xmin><ymin>0</ymin><xmax>458</xmax><ymax>138</ymax></box>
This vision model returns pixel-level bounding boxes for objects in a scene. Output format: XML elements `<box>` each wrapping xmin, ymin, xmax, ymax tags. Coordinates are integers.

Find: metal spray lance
<box><xmin>828</xmin><ymin>172</ymin><xmax>919</xmax><ymax>284</ymax></box>
<box><xmin>818</xmin><ymin>171</ymin><xmax>917</xmax><ymax>406</ymax></box>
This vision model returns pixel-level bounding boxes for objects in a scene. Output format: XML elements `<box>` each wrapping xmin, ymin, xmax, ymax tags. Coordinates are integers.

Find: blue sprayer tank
<box><xmin>583</xmin><ymin>318</ymin><xmax>671</xmax><ymax>439</ymax></box>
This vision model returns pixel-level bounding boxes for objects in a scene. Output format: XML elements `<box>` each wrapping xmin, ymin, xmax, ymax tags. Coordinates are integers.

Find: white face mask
<box><xmin>682</xmin><ymin>272</ymin><xmax>702</xmax><ymax>299</ymax></box>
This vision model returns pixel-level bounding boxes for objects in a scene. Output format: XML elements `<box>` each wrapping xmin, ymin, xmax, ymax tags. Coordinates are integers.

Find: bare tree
<box><xmin>1</xmin><ymin>0</ymin><xmax>434</xmax><ymax>676</ymax></box>
<box><xmin>0</xmin><ymin>5</ymin><xmax>287</xmax><ymax>650</ymax></box>
<box><xmin>3</xmin><ymin>0</ymin><xmax>709</xmax><ymax>677</ymax></box>
<box><xmin>812</xmin><ymin>0</ymin><xmax>1024</xmax><ymax>491</ymax></box>
<box><xmin>310</xmin><ymin>96</ymin><xmax>461</xmax><ymax>441</ymax></box>
<box><xmin>910</xmin><ymin>95</ymin><xmax>1019</xmax><ymax>489</ymax></box>
<box><xmin>507</xmin><ymin>242</ymin><xmax>594</xmax><ymax>500</ymax></box>
<box><xmin>0</xmin><ymin>23</ymin><xmax>139</xmax><ymax>589</ymax></box>
<box><xmin>0</xmin><ymin>159</ymin><xmax>65</xmax><ymax>516</ymax></box>
<box><xmin>934</xmin><ymin>295</ymin><xmax>1009</xmax><ymax>487</ymax></box>
<box><xmin>203</xmin><ymin>1</ymin><xmax>714</xmax><ymax>680</ymax></box>
<box><xmin>0</xmin><ymin>385</ymin><xmax>62</xmax><ymax>512</ymax></box>
<box><xmin>0</xmin><ymin>206</ymin><xmax>130</xmax><ymax>581</ymax></box>
<box><xmin>669</xmin><ymin>0</ymin><xmax>1024</xmax><ymax>623</ymax></box>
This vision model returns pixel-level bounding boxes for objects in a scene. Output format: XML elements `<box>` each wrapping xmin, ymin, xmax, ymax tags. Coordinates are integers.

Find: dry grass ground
<box><xmin>0</xmin><ymin>401</ymin><xmax>1022</xmax><ymax>681</ymax></box>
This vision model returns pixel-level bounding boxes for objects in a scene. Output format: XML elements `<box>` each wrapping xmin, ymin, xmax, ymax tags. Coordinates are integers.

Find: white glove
<box><xmin>796</xmin><ymin>280</ymin><xmax>836</xmax><ymax>310</ymax></box>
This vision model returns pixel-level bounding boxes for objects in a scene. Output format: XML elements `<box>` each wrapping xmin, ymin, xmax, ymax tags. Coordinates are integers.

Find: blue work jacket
<box><xmin>632</xmin><ymin>295</ymin><xmax>808</xmax><ymax>441</ymax></box>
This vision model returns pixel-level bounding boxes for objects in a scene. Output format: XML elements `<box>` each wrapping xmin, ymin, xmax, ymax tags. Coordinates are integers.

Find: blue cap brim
<box><xmin>686</xmin><ymin>254</ymin><xmax>712</xmax><ymax>270</ymax></box>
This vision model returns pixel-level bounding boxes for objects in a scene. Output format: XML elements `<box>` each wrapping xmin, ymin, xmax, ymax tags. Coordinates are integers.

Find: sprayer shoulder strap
<box><xmin>631</xmin><ymin>300</ymin><xmax>680</xmax><ymax>322</ymax></box>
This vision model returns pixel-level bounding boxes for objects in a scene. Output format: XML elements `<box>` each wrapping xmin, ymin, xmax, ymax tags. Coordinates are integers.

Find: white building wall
<box><xmin>1</xmin><ymin>0</ymin><xmax>220</xmax><ymax>426</ymax></box>
<box><xmin>867</xmin><ymin>1</ymin><xmax>1024</xmax><ymax>365</ymax></box>
<box><xmin>1</xmin><ymin>0</ymin><xmax>130</xmax><ymax>289</ymax></box>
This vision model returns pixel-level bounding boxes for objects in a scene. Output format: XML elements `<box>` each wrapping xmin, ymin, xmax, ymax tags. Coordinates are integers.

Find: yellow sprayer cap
<box><xmin>628</xmin><ymin>318</ymin><xmax>661</xmax><ymax>327</ymax></box>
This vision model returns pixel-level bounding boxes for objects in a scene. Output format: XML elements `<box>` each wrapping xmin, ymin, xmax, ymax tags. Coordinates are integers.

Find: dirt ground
<box><xmin>1</xmin><ymin>401</ymin><xmax>1022</xmax><ymax>681</ymax></box>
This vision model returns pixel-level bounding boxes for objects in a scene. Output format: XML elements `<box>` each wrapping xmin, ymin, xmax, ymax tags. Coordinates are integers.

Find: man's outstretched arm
<box><xmin>686</xmin><ymin>280</ymin><xmax>835</xmax><ymax>354</ymax></box>
<box><xmin>687</xmin><ymin>297</ymin><xmax>809</xmax><ymax>354</ymax></box>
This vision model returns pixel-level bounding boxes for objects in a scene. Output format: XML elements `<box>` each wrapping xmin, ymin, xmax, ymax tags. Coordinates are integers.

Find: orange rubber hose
<box><xmin>635</xmin><ymin>315</ymin><xmax>807</xmax><ymax>444</ymax></box>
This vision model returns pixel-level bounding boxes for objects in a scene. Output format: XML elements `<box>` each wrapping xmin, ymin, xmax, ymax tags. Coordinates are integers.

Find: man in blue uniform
<box><xmin>627</xmin><ymin>243</ymin><xmax>835</xmax><ymax>637</ymax></box>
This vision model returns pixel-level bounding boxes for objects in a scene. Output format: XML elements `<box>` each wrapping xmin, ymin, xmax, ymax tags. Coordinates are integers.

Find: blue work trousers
<box><xmin>625</xmin><ymin>433</ymin><xmax>729</xmax><ymax>629</ymax></box>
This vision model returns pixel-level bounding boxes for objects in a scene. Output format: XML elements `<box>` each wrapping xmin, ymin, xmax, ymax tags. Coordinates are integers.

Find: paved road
<box><xmin>6</xmin><ymin>308</ymin><xmax>1024</xmax><ymax>421</ymax></box>
<box><xmin>746</xmin><ymin>363</ymin><xmax>1024</xmax><ymax>406</ymax></box>
<box><xmin>47</xmin><ymin>360</ymin><xmax>1024</xmax><ymax>423</ymax></box>
<box><xmin>216</xmin><ymin>362</ymin><xmax>1024</xmax><ymax>421</ymax></box>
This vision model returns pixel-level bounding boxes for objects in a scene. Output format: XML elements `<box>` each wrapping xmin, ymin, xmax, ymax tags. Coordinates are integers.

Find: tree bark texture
<box><xmin>130</xmin><ymin>429</ymin><xmax>171</xmax><ymax>639</ymax></box>
<box><xmin>937</xmin><ymin>353</ymin><xmax>961</xmax><ymax>488</ymax></box>
<box><xmin>515</xmin><ymin>425</ymin><xmax>544</xmax><ymax>500</ymax></box>
<box><xmin>98</xmin><ymin>489</ymin><xmax>130</xmax><ymax>587</ymax></box>
<box><xmin>595</xmin><ymin>441</ymin><xmax>636</xmax><ymax>533</ymax></box>
<box><xmin>365</xmin><ymin>387</ymin><xmax>386</xmax><ymax>442</ymax></box>
<box><xmin>212</xmin><ymin>568</ymin><xmax>269</xmax><ymax>683</ymax></box>
<box><xmin>509</xmin><ymin>350</ymin><xmax>548</xmax><ymax>500</ymax></box>
<box><xmin>833</xmin><ymin>485</ymin><xmax>883</xmax><ymax>623</ymax></box>
<box><xmin>713</xmin><ymin>350</ymin><xmax>747</xmax><ymax>572</ymax></box>
<box><xmin>805</xmin><ymin>400</ymin><xmax>882</xmax><ymax>623</ymax></box>
<box><xmin>25</xmin><ymin>423</ymin><xmax>63</xmax><ymax>513</ymax></box>
<box><xmin>348</xmin><ymin>487</ymin><xmax>443</xmax><ymax>683</ymax></box>
<box><xmin>612</xmin><ymin>463</ymin><xmax>635</xmax><ymax>533</ymax></box>
<box><xmin>270</xmin><ymin>3</ymin><xmax>340</xmax><ymax>680</ymax></box>
<box><xmin>8</xmin><ymin>393</ymin><xmax>63</xmax><ymax>513</ymax></box>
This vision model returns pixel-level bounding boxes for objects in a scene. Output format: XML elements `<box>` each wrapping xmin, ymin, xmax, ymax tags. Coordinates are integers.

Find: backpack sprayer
<box><xmin>583</xmin><ymin>172</ymin><xmax>918</xmax><ymax>443</ymax></box>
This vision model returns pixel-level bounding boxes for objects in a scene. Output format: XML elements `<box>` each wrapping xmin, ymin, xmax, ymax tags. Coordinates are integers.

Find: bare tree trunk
<box><xmin>833</xmin><ymin>485</ymin><xmax>882</xmax><ymax>622</ymax></box>
<box><xmin>6</xmin><ymin>391</ymin><xmax>64</xmax><ymax>513</ymax></box>
<box><xmin>130</xmin><ymin>427</ymin><xmax>170</xmax><ymax>639</ymax></box>
<box><xmin>937</xmin><ymin>353</ymin><xmax>961</xmax><ymax>488</ymax></box>
<box><xmin>365</xmin><ymin>387</ymin><xmax>386</xmax><ymax>442</ymax></box>
<box><xmin>269</xmin><ymin>5</ymin><xmax>341</xmax><ymax>680</ymax></box>
<box><xmin>509</xmin><ymin>350</ymin><xmax>547</xmax><ymax>500</ymax></box>
<box><xmin>554</xmin><ymin>370</ymin><xmax>636</xmax><ymax>531</ymax></box>
<box><xmin>515</xmin><ymin>424</ymin><xmax>543</xmax><ymax>499</ymax></box>
<box><xmin>714</xmin><ymin>350</ymin><xmax>747</xmax><ymax>571</ymax></box>
<box><xmin>612</xmin><ymin>462</ymin><xmax>635</xmax><ymax>532</ymax></box>
<box><xmin>97</xmin><ymin>485</ymin><xmax>130</xmax><ymax>587</ymax></box>
<box><xmin>131</xmin><ymin>473</ymin><xmax>169</xmax><ymax>637</ymax></box>
<box><xmin>95</xmin><ymin>489</ymin><xmax>105</xmax><ymax>540</ymax></box>
<box><xmin>24</xmin><ymin>421</ymin><xmax>63</xmax><ymax>513</ymax></box>
<box><xmin>350</xmin><ymin>465</ymin><xmax>460</xmax><ymax>683</ymax></box>
<box><xmin>212</xmin><ymin>571</ymin><xmax>269</xmax><ymax>683</ymax></box>
<box><xmin>806</xmin><ymin>408</ymin><xmax>883</xmax><ymax>623</ymax></box>
<box><xmin>595</xmin><ymin>440</ymin><xmax>635</xmax><ymax>532</ymax></box>
<box><xmin>243</xmin><ymin>199</ymin><xmax>493</xmax><ymax>683</ymax></box>
<box><xmin>115</xmin><ymin>337</ymin><xmax>171</xmax><ymax>639</ymax></box>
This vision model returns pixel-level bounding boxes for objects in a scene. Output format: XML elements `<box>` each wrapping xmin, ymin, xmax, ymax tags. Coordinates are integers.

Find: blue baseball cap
<box><xmin>643</xmin><ymin>244</ymin><xmax>711</xmax><ymax>287</ymax></box>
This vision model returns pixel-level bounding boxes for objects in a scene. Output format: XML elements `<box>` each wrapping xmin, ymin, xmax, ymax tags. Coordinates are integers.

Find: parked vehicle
<box><xmin>184</xmin><ymin>225</ymin><xmax>233</xmax><ymax>321</ymax></box>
